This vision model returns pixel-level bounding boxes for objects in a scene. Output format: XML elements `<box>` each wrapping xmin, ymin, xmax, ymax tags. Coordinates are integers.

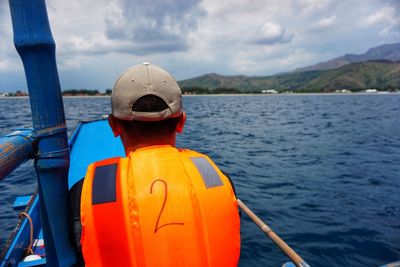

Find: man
<box><xmin>71</xmin><ymin>63</ymin><xmax>240</xmax><ymax>266</ymax></box>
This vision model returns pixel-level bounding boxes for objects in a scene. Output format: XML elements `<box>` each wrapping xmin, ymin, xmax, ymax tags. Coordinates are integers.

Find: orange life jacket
<box><xmin>80</xmin><ymin>145</ymin><xmax>240</xmax><ymax>267</ymax></box>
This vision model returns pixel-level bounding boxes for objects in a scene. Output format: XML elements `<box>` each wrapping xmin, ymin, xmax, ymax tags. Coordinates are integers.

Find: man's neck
<box><xmin>121</xmin><ymin>134</ymin><xmax>176</xmax><ymax>155</ymax></box>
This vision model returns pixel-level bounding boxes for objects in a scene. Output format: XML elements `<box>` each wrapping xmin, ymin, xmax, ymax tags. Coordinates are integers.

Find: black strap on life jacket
<box><xmin>69</xmin><ymin>178</ymin><xmax>84</xmax><ymax>267</ymax></box>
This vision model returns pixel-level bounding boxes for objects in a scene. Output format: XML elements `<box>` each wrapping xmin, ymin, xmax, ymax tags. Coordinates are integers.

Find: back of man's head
<box><xmin>109</xmin><ymin>63</ymin><xmax>184</xmax><ymax>143</ymax></box>
<box><xmin>111</xmin><ymin>62</ymin><xmax>182</xmax><ymax>122</ymax></box>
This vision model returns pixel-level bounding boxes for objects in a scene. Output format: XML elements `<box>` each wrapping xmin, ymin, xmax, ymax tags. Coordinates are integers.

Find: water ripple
<box><xmin>1</xmin><ymin>94</ymin><xmax>399</xmax><ymax>266</ymax></box>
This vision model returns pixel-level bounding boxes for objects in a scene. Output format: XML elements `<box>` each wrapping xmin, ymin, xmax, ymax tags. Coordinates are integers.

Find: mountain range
<box><xmin>295</xmin><ymin>43</ymin><xmax>400</xmax><ymax>72</ymax></box>
<box><xmin>178</xmin><ymin>43</ymin><xmax>400</xmax><ymax>93</ymax></box>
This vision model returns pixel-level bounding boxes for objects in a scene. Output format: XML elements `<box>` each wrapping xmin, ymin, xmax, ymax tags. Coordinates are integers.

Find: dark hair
<box><xmin>119</xmin><ymin>95</ymin><xmax>179</xmax><ymax>136</ymax></box>
<box><xmin>132</xmin><ymin>95</ymin><xmax>169</xmax><ymax>112</ymax></box>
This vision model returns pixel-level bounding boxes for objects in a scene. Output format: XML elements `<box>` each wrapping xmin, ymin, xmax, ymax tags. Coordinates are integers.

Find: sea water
<box><xmin>0</xmin><ymin>94</ymin><xmax>399</xmax><ymax>266</ymax></box>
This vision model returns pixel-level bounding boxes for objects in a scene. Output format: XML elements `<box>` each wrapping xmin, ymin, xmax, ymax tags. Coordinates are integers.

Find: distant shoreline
<box><xmin>63</xmin><ymin>95</ymin><xmax>110</xmax><ymax>98</ymax></box>
<box><xmin>0</xmin><ymin>95</ymin><xmax>110</xmax><ymax>99</ymax></box>
<box><xmin>183</xmin><ymin>92</ymin><xmax>400</xmax><ymax>96</ymax></box>
<box><xmin>1</xmin><ymin>92</ymin><xmax>399</xmax><ymax>99</ymax></box>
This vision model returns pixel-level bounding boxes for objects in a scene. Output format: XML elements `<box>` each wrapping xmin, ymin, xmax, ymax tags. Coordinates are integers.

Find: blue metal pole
<box><xmin>9</xmin><ymin>0</ymin><xmax>76</xmax><ymax>266</ymax></box>
<box><xmin>0</xmin><ymin>129</ymin><xmax>34</xmax><ymax>180</ymax></box>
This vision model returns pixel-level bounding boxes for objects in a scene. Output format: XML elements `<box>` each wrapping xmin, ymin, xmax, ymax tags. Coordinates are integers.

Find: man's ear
<box><xmin>176</xmin><ymin>112</ymin><xmax>186</xmax><ymax>134</ymax></box>
<box><xmin>108</xmin><ymin>114</ymin><xmax>122</xmax><ymax>137</ymax></box>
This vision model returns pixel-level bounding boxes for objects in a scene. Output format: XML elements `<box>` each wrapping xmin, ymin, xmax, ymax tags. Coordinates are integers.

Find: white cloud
<box><xmin>253</xmin><ymin>22</ymin><xmax>293</xmax><ymax>45</ymax></box>
<box><xmin>300</xmin><ymin>0</ymin><xmax>332</xmax><ymax>16</ymax></box>
<box><xmin>49</xmin><ymin>0</ymin><xmax>205</xmax><ymax>58</ymax></box>
<box><xmin>0</xmin><ymin>1</ymin><xmax>21</xmax><ymax>73</ymax></box>
<box><xmin>0</xmin><ymin>0</ymin><xmax>399</xmax><ymax>91</ymax></box>
<box><xmin>0</xmin><ymin>60</ymin><xmax>8</xmax><ymax>71</ymax></box>
<box><xmin>365</xmin><ymin>5</ymin><xmax>397</xmax><ymax>25</ymax></box>
<box><xmin>102</xmin><ymin>0</ymin><xmax>206</xmax><ymax>55</ymax></box>
<box><xmin>309</xmin><ymin>15</ymin><xmax>337</xmax><ymax>31</ymax></box>
<box><xmin>364</xmin><ymin>4</ymin><xmax>400</xmax><ymax>37</ymax></box>
<box><xmin>261</xmin><ymin>23</ymin><xmax>284</xmax><ymax>40</ymax></box>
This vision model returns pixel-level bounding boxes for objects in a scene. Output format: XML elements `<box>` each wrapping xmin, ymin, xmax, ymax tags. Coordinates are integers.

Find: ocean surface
<box><xmin>0</xmin><ymin>94</ymin><xmax>399</xmax><ymax>266</ymax></box>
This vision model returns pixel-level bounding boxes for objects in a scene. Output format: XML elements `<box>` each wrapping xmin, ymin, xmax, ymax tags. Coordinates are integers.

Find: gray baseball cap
<box><xmin>111</xmin><ymin>63</ymin><xmax>183</xmax><ymax>121</ymax></box>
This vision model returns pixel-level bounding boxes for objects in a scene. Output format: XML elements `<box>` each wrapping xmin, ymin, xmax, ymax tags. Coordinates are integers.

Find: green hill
<box><xmin>178</xmin><ymin>61</ymin><xmax>400</xmax><ymax>93</ymax></box>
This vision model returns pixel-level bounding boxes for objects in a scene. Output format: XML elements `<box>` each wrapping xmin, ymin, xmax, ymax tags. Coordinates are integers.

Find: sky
<box><xmin>0</xmin><ymin>0</ymin><xmax>399</xmax><ymax>91</ymax></box>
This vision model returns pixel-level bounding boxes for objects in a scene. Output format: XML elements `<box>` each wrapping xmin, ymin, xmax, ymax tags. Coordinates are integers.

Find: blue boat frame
<box><xmin>7</xmin><ymin>0</ymin><xmax>76</xmax><ymax>265</ymax></box>
<box><xmin>1</xmin><ymin>118</ymin><xmax>124</xmax><ymax>267</ymax></box>
<box><xmin>0</xmin><ymin>195</ymin><xmax>41</xmax><ymax>267</ymax></box>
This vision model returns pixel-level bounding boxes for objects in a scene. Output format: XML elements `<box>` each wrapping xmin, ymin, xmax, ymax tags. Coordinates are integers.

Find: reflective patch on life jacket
<box><xmin>190</xmin><ymin>157</ymin><xmax>223</xmax><ymax>188</ymax></box>
<box><xmin>92</xmin><ymin>163</ymin><xmax>118</xmax><ymax>204</ymax></box>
